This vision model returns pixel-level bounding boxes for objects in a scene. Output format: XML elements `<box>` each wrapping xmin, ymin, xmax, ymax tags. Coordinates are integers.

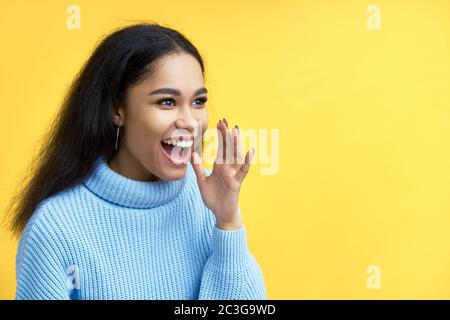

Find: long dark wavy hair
<box><xmin>6</xmin><ymin>22</ymin><xmax>206</xmax><ymax>236</ymax></box>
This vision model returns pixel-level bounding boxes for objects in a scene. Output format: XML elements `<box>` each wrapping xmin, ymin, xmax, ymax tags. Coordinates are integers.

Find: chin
<box><xmin>158</xmin><ymin>166</ymin><xmax>188</xmax><ymax>181</ymax></box>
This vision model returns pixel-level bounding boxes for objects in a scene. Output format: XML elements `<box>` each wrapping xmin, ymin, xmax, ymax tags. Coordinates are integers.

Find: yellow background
<box><xmin>1</xmin><ymin>0</ymin><xmax>450</xmax><ymax>299</ymax></box>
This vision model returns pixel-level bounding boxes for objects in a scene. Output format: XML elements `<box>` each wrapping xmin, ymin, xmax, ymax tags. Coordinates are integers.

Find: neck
<box><xmin>82</xmin><ymin>156</ymin><xmax>190</xmax><ymax>209</ymax></box>
<box><xmin>108</xmin><ymin>147</ymin><xmax>160</xmax><ymax>182</ymax></box>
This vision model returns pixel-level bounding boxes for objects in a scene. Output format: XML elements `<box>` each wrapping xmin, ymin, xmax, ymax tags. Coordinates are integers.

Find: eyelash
<box><xmin>157</xmin><ymin>97</ymin><xmax>208</xmax><ymax>107</ymax></box>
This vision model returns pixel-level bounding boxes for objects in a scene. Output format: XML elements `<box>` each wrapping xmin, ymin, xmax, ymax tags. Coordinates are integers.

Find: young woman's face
<box><xmin>115</xmin><ymin>52</ymin><xmax>208</xmax><ymax>181</ymax></box>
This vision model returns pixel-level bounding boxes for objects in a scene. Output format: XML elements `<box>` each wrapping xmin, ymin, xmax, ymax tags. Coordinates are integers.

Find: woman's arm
<box><xmin>196</xmin><ymin>167</ymin><xmax>266</xmax><ymax>300</ymax></box>
<box><xmin>198</xmin><ymin>220</ymin><xmax>267</xmax><ymax>300</ymax></box>
<box><xmin>191</xmin><ymin>118</ymin><xmax>266</xmax><ymax>299</ymax></box>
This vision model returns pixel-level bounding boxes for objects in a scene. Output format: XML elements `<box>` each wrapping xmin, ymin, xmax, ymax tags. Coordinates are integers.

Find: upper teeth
<box><xmin>163</xmin><ymin>139</ymin><xmax>193</xmax><ymax>148</ymax></box>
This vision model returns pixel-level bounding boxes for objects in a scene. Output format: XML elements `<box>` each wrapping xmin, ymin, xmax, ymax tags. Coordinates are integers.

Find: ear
<box><xmin>113</xmin><ymin>105</ymin><xmax>125</xmax><ymax>126</ymax></box>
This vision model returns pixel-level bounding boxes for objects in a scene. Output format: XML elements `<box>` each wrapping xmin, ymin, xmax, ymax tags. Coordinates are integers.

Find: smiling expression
<box><xmin>113</xmin><ymin>52</ymin><xmax>209</xmax><ymax>181</ymax></box>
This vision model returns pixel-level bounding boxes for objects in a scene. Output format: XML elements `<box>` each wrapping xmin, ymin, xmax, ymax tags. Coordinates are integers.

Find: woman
<box><xmin>9</xmin><ymin>23</ymin><xmax>266</xmax><ymax>300</ymax></box>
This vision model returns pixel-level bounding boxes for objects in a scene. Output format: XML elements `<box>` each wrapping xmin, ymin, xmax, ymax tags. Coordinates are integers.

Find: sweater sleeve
<box><xmin>198</xmin><ymin>223</ymin><xmax>267</xmax><ymax>300</ymax></box>
<box><xmin>197</xmin><ymin>168</ymin><xmax>267</xmax><ymax>300</ymax></box>
<box><xmin>15</xmin><ymin>205</ymin><xmax>70</xmax><ymax>300</ymax></box>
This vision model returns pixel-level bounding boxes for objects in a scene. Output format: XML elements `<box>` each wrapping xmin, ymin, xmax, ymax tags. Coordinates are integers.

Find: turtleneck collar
<box><xmin>82</xmin><ymin>156</ymin><xmax>189</xmax><ymax>209</ymax></box>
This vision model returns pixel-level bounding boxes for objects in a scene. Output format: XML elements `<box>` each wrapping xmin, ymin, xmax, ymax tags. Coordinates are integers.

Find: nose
<box><xmin>175</xmin><ymin>107</ymin><xmax>200</xmax><ymax>139</ymax></box>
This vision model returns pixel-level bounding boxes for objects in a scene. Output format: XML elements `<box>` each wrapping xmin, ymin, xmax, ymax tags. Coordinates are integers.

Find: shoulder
<box><xmin>15</xmin><ymin>193</ymin><xmax>76</xmax><ymax>299</ymax></box>
<box><xmin>28</xmin><ymin>184</ymin><xmax>84</xmax><ymax>226</ymax></box>
<box><xmin>16</xmin><ymin>199</ymin><xmax>63</xmax><ymax>274</ymax></box>
<box><xmin>16</xmin><ymin>184</ymin><xmax>85</xmax><ymax>264</ymax></box>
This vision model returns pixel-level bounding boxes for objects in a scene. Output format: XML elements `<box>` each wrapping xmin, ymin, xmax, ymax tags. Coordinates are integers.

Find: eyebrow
<box><xmin>149</xmin><ymin>87</ymin><xmax>207</xmax><ymax>96</ymax></box>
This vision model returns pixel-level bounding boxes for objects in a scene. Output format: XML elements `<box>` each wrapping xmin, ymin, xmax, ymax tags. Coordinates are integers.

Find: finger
<box><xmin>234</xmin><ymin>125</ymin><xmax>244</xmax><ymax>165</ymax></box>
<box><xmin>235</xmin><ymin>148</ymin><xmax>255</xmax><ymax>182</ymax></box>
<box><xmin>218</xmin><ymin>119</ymin><xmax>229</xmax><ymax>164</ymax></box>
<box><xmin>233</xmin><ymin>126</ymin><xmax>238</xmax><ymax>165</ymax></box>
<box><xmin>224</xmin><ymin>120</ymin><xmax>234</xmax><ymax>164</ymax></box>
<box><xmin>191</xmin><ymin>151</ymin><xmax>207</xmax><ymax>183</ymax></box>
<box><xmin>216</xmin><ymin>120</ymin><xmax>225</xmax><ymax>165</ymax></box>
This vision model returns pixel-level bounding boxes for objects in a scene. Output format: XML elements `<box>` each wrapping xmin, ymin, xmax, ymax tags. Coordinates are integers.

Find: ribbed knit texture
<box><xmin>15</xmin><ymin>156</ymin><xmax>266</xmax><ymax>300</ymax></box>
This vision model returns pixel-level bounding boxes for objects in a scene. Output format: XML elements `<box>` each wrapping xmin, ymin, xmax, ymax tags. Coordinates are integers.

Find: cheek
<box><xmin>124</xmin><ymin>110</ymin><xmax>169</xmax><ymax>151</ymax></box>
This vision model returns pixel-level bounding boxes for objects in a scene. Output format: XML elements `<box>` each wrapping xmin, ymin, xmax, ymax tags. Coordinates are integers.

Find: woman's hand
<box><xmin>191</xmin><ymin>118</ymin><xmax>255</xmax><ymax>230</ymax></box>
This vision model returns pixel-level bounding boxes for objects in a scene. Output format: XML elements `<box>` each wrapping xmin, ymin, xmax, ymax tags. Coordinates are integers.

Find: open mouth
<box><xmin>160</xmin><ymin>138</ymin><xmax>193</xmax><ymax>166</ymax></box>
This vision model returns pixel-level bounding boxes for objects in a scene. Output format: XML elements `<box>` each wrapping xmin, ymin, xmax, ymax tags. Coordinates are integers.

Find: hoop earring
<box><xmin>115</xmin><ymin>125</ymin><xmax>120</xmax><ymax>151</ymax></box>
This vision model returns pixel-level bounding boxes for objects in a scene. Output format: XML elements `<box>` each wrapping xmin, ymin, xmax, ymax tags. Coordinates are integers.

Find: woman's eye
<box><xmin>157</xmin><ymin>97</ymin><xmax>207</xmax><ymax>108</ymax></box>
<box><xmin>193</xmin><ymin>97</ymin><xmax>208</xmax><ymax>106</ymax></box>
<box><xmin>158</xmin><ymin>98</ymin><xmax>176</xmax><ymax>106</ymax></box>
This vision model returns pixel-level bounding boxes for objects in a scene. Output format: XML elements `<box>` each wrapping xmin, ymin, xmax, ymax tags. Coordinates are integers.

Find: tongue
<box><xmin>162</xmin><ymin>142</ymin><xmax>186</xmax><ymax>159</ymax></box>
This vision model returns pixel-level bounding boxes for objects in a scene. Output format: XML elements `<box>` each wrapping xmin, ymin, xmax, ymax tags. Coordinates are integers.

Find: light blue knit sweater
<box><xmin>15</xmin><ymin>157</ymin><xmax>266</xmax><ymax>300</ymax></box>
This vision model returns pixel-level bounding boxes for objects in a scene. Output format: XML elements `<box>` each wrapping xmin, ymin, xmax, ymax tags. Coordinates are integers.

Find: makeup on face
<box><xmin>118</xmin><ymin>53</ymin><xmax>208</xmax><ymax>180</ymax></box>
